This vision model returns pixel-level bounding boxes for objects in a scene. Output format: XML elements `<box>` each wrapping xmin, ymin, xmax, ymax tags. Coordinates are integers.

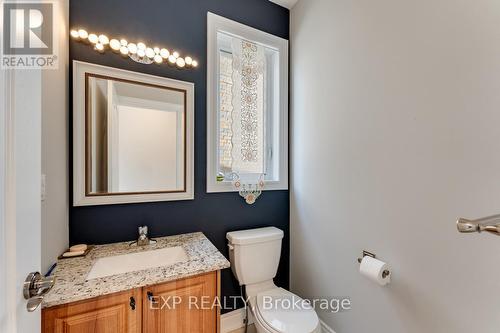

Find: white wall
<box><xmin>41</xmin><ymin>0</ymin><xmax>69</xmax><ymax>273</ymax></box>
<box><xmin>290</xmin><ymin>1</ymin><xmax>500</xmax><ymax>332</ymax></box>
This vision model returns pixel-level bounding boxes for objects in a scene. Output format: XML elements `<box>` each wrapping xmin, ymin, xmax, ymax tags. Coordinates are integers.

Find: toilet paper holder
<box><xmin>357</xmin><ymin>250</ymin><xmax>390</xmax><ymax>279</ymax></box>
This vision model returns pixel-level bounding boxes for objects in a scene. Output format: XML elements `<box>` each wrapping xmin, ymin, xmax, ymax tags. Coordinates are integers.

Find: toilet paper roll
<box><xmin>359</xmin><ymin>256</ymin><xmax>391</xmax><ymax>286</ymax></box>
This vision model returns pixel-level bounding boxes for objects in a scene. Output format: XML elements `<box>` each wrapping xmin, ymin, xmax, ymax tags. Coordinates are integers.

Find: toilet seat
<box><xmin>253</xmin><ymin>303</ymin><xmax>282</xmax><ymax>333</ymax></box>
<box><xmin>250</xmin><ymin>288</ymin><xmax>319</xmax><ymax>333</ymax></box>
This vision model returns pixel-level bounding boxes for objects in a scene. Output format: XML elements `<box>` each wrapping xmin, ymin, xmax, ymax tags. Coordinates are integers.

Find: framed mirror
<box><xmin>73</xmin><ymin>61</ymin><xmax>194</xmax><ymax>206</ymax></box>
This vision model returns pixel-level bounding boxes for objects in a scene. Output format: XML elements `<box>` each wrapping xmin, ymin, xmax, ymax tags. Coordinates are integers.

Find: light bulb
<box><xmin>88</xmin><ymin>34</ymin><xmax>98</xmax><ymax>44</ymax></box>
<box><xmin>160</xmin><ymin>48</ymin><xmax>170</xmax><ymax>59</ymax></box>
<box><xmin>173</xmin><ymin>51</ymin><xmax>179</xmax><ymax>58</ymax></box>
<box><xmin>78</xmin><ymin>29</ymin><xmax>88</xmax><ymax>39</ymax></box>
<box><xmin>185</xmin><ymin>56</ymin><xmax>193</xmax><ymax>66</ymax></box>
<box><xmin>95</xmin><ymin>43</ymin><xmax>104</xmax><ymax>52</ymax></box>
<box><xmin>192</xmin><ymin>60</ymin><xmax>198</xmax><ymax>67</ymax></box>
<box><xmin>98</xmin><ymin>34</ymin><xmax>109</xmax><ymax>45</ymax></box>
<box><xmin>109</xmin><ymin>39</ymin><xmax>121</xmax><ymax>51</ymax></box>
<box><xmin>127</xmin><ymin>43</ymin><xmax>137</xmax><ymax>54</ymax></box>
<box><xmin>137</xmin><ymin>42</ymin><xmax>146</xmax><ymax>50</ymax></box>
<box><xmin>70</xmin><ymin>30</ymin><xmax>79</xmax><ymax>38</ymax></box>
<box><xmin>168</xmin><ymin>55</ymin><xmax>176</xmax><ymax>64</ymax></box>
<box><xmin>137</xmin><ymin>49</ymin><xmax>146</xmax><ymax>58</ymax></box>
<box><xmin>120</xmin><ymin>39</ymin><xmax>128</xmax><ymax>46</ymax></box>
<box><xmin>145</xmin><ymin>47</ymin><xmax>155</xmax><ymax>58</ymax></box>
<box><xmin>154</xmin><ymin>55</ymin><xmax>162</xmax><ymax>64</ymax></box>
<box><xmin>120</xmin><ymin>46</ymin><xmax>129</xmax><ymax>55</ymax></box>
<box><xmin>176</xmin><ymin>57</ymin><xmax>186</xmax><ymax>68</ymax></box>
<box><xmin>153</xmin><ymin>47</ymin><xmax>160</xmax><ymax>54</ymax></box>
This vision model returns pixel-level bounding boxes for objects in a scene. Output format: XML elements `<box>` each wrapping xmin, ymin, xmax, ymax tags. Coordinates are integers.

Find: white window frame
<box><xmin>207</xmin><ymin>12</ymin><xmax>289</xmax><ymax>193</ymax></box>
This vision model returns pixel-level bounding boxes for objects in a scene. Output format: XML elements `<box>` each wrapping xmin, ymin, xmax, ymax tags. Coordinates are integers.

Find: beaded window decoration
<box><xmin>228</xmin><ymin>173</ymin><xmax>265</xmax><ymax>205</ymax></box>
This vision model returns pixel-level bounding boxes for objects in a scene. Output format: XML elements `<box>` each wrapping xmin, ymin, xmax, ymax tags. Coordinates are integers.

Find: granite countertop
<box><xmin>42</xmin><ymin>232</ymin><xmax>230</xmax><ymax>309</ymax></box>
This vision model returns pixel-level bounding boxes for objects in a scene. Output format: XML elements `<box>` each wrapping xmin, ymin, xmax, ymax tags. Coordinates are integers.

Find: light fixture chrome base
<box><xmin>129</xmin><ymin>54</ymin><xmax>153</xmax><ymax>65</ymax></box>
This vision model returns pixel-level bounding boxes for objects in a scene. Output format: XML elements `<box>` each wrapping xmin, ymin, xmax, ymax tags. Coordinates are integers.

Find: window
<box><xmin>207</xmin><ymin>13</ymin><xmax>288</xmax><ymax>192</ymax></box>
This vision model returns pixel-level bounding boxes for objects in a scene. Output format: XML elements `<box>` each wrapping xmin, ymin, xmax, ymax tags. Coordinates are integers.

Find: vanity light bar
<box><xmin>70</xmin><ymin>29</ymin><xmax>198</xmax><ymax>69</ymax></box>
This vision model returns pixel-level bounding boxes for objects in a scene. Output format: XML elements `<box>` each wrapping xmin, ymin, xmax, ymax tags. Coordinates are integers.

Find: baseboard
<box><xmin>320</xmin><ymin>319</ymin><xmax>336</xmax><ymax>333</ymax></box>
<box><xmin>220</xmin><ymin>308</ymin><xmax>254</xmax><ymax>333</ymax></box>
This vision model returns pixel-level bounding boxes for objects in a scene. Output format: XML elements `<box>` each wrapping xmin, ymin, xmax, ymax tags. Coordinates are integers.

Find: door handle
<box><xmin>26</xmin><ymin>296</ymin><xmax>44</xmax><ymax>312</ymax></box>
<box><xmin>457</xmin><ymin>214</ymin><xmax>500</xmax><ymax>236</ymax></box>
<box><xmin>23</xmin><ymin>272</ymin><xmax>55</xmax><ymax>312</ymax></box>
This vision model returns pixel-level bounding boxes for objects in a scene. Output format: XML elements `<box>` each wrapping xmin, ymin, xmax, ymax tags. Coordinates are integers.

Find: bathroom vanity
<box><xmin>41</xmin><ymin>232</ymin><xmax>230</xmax><ymax>333</ymax></box>
<box><xmin>48</xmin><ymin>62</ymin><xmax>229</xmax><ymax>332</ymax></box>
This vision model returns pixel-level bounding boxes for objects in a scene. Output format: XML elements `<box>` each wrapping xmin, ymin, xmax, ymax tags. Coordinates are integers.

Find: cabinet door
<box><xmin>143</xmin><ymin>272</ymin><xmax>218</xmax><ymax>333</ymax></box>
<box><xmin>42</xmin><ymin>289</ymin><xmax>142</xmax><ymax>333</ymax></box>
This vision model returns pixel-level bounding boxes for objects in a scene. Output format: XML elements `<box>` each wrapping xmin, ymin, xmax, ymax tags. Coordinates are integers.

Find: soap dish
<box><xmin>58</xmin><ymin>246</ymin><xmax>93</xmax><ymax>260</ymax></box>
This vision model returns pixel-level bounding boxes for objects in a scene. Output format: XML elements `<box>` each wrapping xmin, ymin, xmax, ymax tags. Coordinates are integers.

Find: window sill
<box><xmin>206</xmin><ymin>180</ymin><xmax>288</xmax><ymax>193</ymax></box>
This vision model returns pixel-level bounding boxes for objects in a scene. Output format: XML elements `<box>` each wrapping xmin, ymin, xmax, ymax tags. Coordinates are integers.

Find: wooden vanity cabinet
<box><xmin>42</xmin><ymin>271</ymin><xmax>219</xmax><ymax>333</ymax></box>
<box><xmin>143</xmin><ymin>271</ymin><xmax>218</xmax><ymax>333</ymax></box>
<box><xmin>42</xmin><ymin>288</ymin><xmax>142</xmax><ymax>333</ymax></box>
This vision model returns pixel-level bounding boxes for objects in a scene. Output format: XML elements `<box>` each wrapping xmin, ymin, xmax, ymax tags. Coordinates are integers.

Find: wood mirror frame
<box><xmin>73</xmin><ymin>61</ymin><xmax>194</xmax><ymax>206</ymax></box>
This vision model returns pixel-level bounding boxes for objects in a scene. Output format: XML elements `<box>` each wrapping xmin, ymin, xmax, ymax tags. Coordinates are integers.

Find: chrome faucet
<box><xmin>130</xmin><ymin>226</ymin><xmax>157</xmax><ymax>246</ymax></box>
<box><xmin>137</xmin><ymin>226</ymin><xmax>150</xmax><ymax>246</ymax></box>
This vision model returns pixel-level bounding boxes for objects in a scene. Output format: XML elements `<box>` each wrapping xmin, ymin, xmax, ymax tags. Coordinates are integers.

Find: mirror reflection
<box><xmin>86</xmin><ymin>75</ymin><xmax>186</xmax><ymax>195</ymax></box>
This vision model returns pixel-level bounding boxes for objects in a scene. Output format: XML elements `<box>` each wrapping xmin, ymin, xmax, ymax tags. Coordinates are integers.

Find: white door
<box><xmin>0</xmin><ymin>68</ymin><xmax>43</xmax><ymax>332</ymax></box>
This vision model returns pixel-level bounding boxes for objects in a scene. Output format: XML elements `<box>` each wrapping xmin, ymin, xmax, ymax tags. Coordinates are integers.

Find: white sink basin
<box><xmin>86</xmin><ymin>246</ymin><xmax>188</xmax><ymax>280</ymax></box>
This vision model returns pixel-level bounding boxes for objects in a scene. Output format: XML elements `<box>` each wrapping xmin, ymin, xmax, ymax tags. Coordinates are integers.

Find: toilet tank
<box><xmin>227</xmin><ymin>227</ymin><xmax>284</xmax><ymax>286</ymax></box>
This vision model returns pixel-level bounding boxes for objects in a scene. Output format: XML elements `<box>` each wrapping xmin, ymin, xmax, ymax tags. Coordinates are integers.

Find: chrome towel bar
<box><xmin>457</xmin><ymin>214</ymin><xmax>500</xmax><ymax>236</ymax></box>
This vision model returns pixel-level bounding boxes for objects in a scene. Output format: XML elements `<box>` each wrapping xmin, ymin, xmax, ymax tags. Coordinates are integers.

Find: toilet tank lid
<box><xmin>227</xmin><ymin>227</ymin><xmax>284</xmax><ymax>245</ymax></box>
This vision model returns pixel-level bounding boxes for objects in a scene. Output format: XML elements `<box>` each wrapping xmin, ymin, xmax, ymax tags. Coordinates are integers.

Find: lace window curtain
<box><xmin>230</xmin><ymin>39</ymin><xmax>266</xmax><ymax>175</ymax></box>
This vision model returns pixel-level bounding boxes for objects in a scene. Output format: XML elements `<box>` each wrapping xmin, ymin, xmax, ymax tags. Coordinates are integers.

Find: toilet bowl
<box><xmin>250</xmin><ymin>287</ymin><xmax>321</xmax><ymax>333</ymax></box>
<box><xmin>227</xmin><ymin>227</ymin><xmax>321</xmax><ymax>333</ymax></box>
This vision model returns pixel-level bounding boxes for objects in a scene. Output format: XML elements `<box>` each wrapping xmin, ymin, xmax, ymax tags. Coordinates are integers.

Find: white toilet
<box><xmin>227</xmin><ymin>227</ymin><xmax>321</xmax><ymax>333</ymax></box>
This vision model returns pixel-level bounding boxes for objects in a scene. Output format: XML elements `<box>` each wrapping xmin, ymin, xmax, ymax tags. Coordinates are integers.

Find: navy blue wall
<box><xmin>69</xmin><ymin>0</ymin><xmax>289</xmax><ymax>312</ymax></box>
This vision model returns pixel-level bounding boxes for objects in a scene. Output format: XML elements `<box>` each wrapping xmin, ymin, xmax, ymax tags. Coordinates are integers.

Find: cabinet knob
<box><xmin>129</xmin><ymin>296</ymin><xmax>136</xmax><ymax>310</ymax></box>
